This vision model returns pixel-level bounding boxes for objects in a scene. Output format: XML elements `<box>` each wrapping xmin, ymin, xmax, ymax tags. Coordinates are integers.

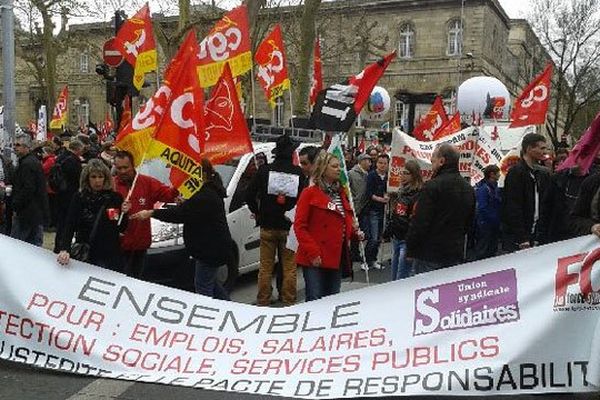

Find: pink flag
<box><xmin>556</xmin><ymin>111</ymin><xmax>600</xmax><ymax>174</ymax></box>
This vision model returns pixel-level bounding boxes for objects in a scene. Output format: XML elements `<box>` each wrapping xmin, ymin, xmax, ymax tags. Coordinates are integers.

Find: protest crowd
<box><xmin>0</xmin><ymin>3</ymin><xmax>597</xmax><ymax>311</ymax></box>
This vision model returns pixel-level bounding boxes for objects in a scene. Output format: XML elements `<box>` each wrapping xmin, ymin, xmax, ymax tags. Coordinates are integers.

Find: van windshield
<box><xmin>215</xmin><ymin>157</ymin><xmax>241</xmax><ymax>190</ymax></box>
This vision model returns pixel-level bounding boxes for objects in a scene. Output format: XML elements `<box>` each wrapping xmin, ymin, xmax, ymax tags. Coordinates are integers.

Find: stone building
<box><xmin>0</xmin><ymin>0</ymin><xmax>550</xmax><ymax>135</ymax></box>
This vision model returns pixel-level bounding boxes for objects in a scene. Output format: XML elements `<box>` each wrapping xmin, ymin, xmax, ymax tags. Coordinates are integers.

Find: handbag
<box><xmin>70</xmin><ymin>204</ymin><xmax>105</xmax><ymax>262</ymax></box>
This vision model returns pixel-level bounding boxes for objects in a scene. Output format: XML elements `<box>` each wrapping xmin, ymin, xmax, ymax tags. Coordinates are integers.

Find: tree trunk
<box><xmin>294</xmin><ymin>0</ymin><xmax>322</xmax><ymax>117</ymax></box>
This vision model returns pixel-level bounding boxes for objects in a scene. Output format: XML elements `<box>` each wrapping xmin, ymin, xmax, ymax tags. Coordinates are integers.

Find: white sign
<box><xmin>36</xmin><ymin>105</ymin><xmax>47</xmax><ymax>142</ymax></box>
<box><xmin>388</xmin><ymin>127</ymin><xmax>503</xmax><ymax>190</ymax></box>
<box><xmin>267</xmin><ymin>171</ymin><xmax>300</xmax><ymax>198</ymax></box>
<box><xmin>2</xmin><ymin>235</ymin><xmax>600</xmax><ymax>397</ymax></box>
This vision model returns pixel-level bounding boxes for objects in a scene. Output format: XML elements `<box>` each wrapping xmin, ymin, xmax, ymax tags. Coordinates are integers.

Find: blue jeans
<box><xmin>302</xmin><ymin>266</ymin><xmax>341</xmax><ymax>301</ymax></box>
<box><xmin>194</xmin><ymin>260</ymin><xmax>230</xmax><ymax>300</ymax></box>
<box><xmin>365</xmin><ymin>210</ymin><xmax>383</xmax><ymax>264</ymax></box>
<box><xmin>391</xmin><ymin>239</ymin><xmax>411</xmax><ymax>280</ymax></box>
<box><xmin>11</xmin><ymin>216</ymin><xmax>43</xmax><ymax>247</ymax></box>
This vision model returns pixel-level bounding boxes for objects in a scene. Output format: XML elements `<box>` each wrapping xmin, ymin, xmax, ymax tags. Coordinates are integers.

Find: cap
<box><xmin>357</xmin><ymin>153</ymin><xmax>371</xmax><ymax>162</ymax></box>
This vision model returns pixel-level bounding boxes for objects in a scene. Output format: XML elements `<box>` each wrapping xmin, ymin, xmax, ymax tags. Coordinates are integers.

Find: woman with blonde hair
<box><xmin>57</xmin><ymin>159</ymin><xmax>128</xmax><ymax>270</ymax></box>
<box><xmin>294</xmin><ymin>150</ymin><xmax>363</xmax><ymax>301</ymax></box>
<box><xmin>389</xmin><ymin>159</ymin><xmax>423</xmax><ymax>280</ymax></box>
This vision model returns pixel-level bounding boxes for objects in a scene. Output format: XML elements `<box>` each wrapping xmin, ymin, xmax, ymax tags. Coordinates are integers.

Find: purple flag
<box><xmin>556</xmin><ymin>111</ymin><xmax>600</xmax><ymax>174</ymax></box>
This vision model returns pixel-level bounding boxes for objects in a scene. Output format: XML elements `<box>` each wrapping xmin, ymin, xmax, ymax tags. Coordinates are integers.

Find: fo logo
<box><xmin>554</xmin><ymin>248</ymin><xmax>600</xmax><ymax>308</ymax></box>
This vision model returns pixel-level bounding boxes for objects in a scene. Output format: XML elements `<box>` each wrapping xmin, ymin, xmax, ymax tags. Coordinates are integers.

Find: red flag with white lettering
<box><xmin>412</xmin><ymin>96</ymin><xmax>448</xmax><ymax>141</ymax></box>
<box><xmin>509</xmin><ymin>63</ymin><xmax>553</xmax><ymax>128</ymax></box>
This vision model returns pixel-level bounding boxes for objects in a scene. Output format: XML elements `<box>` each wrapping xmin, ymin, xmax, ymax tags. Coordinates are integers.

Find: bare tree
<box><xmin>14</xmin><ymin>0</ymin><xmax>92</xmax><ymax>117</ymax></box>
<box><xmin>529</xmin><ymin>0</ymin><xmax>600</xmax><ymax>143</ymax></box>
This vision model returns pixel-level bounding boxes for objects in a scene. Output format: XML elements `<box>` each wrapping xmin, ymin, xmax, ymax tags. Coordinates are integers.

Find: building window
<box><xmin>273</xmin><ymin>96</ymin><xmax>285</xmax><ymax>127</ymax></box>
<box><xmin>80</xmin><ymin>53</ymin><xmax>89</xmax><ymax>73</ymax></box>
<box><xmin>399</xmin><ymin>23</ymin><xmax>415</xmax><ymax>58</ymax></box>
<box><xmin>75</xmin><ymin>99</ymin><xmax>89</xmax><ymax>126</ymax></box>
<box><xmin>394</xmin><ymin>100</ymin><xmax>408</xmax><ymax>129</ymax></box>
<box><xmin>447</xmin><ymin>19</ymin><xmax>463</xmax><ymax>56</ymax></box>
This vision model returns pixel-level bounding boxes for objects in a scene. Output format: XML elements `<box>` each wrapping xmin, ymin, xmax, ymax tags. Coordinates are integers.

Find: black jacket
<box><xmin>570</xmin><ymin>172</ymin><xmax>600</xmax><ymax>236</ymax></box>
<box><xmin>0</xmin><ymin>154</ymin><xmax>14</xmax><ymax>185</ymax></box>
<box><xmin>60</xmin><ymin>189</ymin><xmax>126</xmax><ymax>271</ymax></box>
<box><xmin>501</xmin><ymin>160</ymin><xmax>550</xmax><ymax>246</ymax></box>
<box><xmin>389</xmin><ymin>186</ymin><xmax>420</xmax><ymax>240</ymax></box>
<box><xmin>245</xmin><ymin>158</ymin><xmax>305</xmax><ymax>230</ymax></box>
<box><xmin>543</xmin><ymin>169</ymin><xmax>588</xmax><ymax>243</ymax></box>
<box><xmin>406</xmin><ymin>165</ymin><xmax>475</xmax><ymax>267</ymax></box>
<box><xmin>153</xmin><ymin>181</ymin><xmax>232</xmax><ymax>266</ymax></box>
<box><xmin>12</xmin><ymin>152</ymin><xmax>49</xmax><ymax>226</ymax></box>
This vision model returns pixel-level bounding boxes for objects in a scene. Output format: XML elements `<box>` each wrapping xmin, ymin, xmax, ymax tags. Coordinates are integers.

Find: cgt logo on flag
<box><xmin>413</xmin><ymin>269</ymin><xmax>520</xmax><ymax>336</ymax></box>
<box><xmin>554</xmin><ymin>248</ymin><xmax>600</xmax><ymax>310</ymax></box>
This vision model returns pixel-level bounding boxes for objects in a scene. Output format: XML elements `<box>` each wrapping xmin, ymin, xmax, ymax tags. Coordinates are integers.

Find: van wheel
<box><xmin>217</xmin><ymin>241</ymin><xmax>239</xmax><ymax>292</ymax></box>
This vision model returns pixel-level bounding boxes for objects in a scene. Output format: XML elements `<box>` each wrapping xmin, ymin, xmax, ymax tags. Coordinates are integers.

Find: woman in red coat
<box><xmin>294</xmin><ymin>151</ymin><xmax>363</xmax><ymax>301</ymax></box>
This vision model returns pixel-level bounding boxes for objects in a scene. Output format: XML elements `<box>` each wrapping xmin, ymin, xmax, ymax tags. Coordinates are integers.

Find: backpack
<box><xmin>48</xmin><ymin>158</ymin><xmax>68</xmax><ymax>193</ymax></box>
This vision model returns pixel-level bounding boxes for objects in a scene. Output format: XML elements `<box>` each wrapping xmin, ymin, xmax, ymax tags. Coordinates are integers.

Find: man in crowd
<box><xmin>364</xmin><ymin>153</ymin><xmax>389</xmax><ymax>270</ymax></box>
<box><xmin>53</xmin><ymin>139</ymin><xmax>83</xmax><ymax>253</ymax></box>
<box><xmin>406</xmin><ymin>144</ymin><xmax>475</xmax><ymax>273</ymax></box>
<box><xmin>298</xmin><ymin>146</ymin><xmax>319</xmax><ymax>186</ymax></box>
<box><xmin>0</xmin><ymin>148</ymin><xmax>15</xmax><ymax>234</ymax></box>
<box><xmin>473</xmin><ymin>165</ymin><xmax>501</xmax><ymax>260</ymax></box>
<box><xmin>348</xmin><ymin>153</ymin><xmax>372</xmax><ymax>261</ymax></box>
<box><xmin>501</xmin><ymin>133</ymin><xmax>550</xmax><ymax>252</ymax></box>
<box><xmin>10</xmin><ymin>134</ymin><xmax>49</xmax><ymax>246</ymax></box>
<box><xmin>113</xmin><ymin>150</ymin><xmax>179</xmax><ymax>278</ymax></box>
<box><xmin>246</xmin><ymin>134</ymin><xmax>305</xmax><ymax>306</ymax></box>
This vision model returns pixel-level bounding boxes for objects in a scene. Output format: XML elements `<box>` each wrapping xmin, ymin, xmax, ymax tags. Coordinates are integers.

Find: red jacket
<box><xmin>294</xmin><ymin>185</ymin><xmax>355</xmax><ymax>270</ymax></box>
<box><xmin>114</xmin><ymin>174</ymin><xmax>179</xmax><ymax>251</ymax></box>
<box><xmin>42</xmin><ymin>155</ymin><xmax>56</xmax><ymax>194</ymax></box>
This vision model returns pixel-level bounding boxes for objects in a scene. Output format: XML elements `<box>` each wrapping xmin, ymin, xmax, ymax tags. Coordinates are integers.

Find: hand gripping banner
<box><xmin>2</xmin><ymin>235</ymin><xmax>600</xmax><ymax>397</ymax></box>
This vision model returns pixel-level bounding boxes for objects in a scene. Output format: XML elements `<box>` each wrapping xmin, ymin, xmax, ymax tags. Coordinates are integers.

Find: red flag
<box><xmin>49</xmin><ymin>86</ymin><xmax>68</xmax><ymax>130</ymax></box>
<box><xmin>119</xmin><ymin>96</ymin><xmax>131</xmax><ymax>132</ymax></box>
<box><xmin>556</xmin><ymin>111</ymin><xmax>600</xmax><ymax>174</ymax></box>
<box><xmin>197</xmin><ymin>5</ymin><xmax>252</xmax><ymax>88</ymax></box>
<box><xmin>412</xmin><ymin>96</ymin><xmax>449</xmax><ymax>141</ymax></box>
<box><xmin>309</xmin><ymin>37</ymin><xmax>323</xmax><ymax>107</ymax></box>
<box><xmin>433</xmin><ymin>112</ymin><xmax>461</xmax><ymax>140</ymax></box>
<box><xmin>203</xmin><ymin>63</ymin><xmax>253</xmax><ymax>165</ymax></box>
<box><xmin>143</xmin><ymin>31</ymin><xmax>205</xmax><ymax>199</ymax></box>
<box><xmin>357</xmin><ymin>137</ymin><xmax>366</xmax><ymax>153</ymax></box>
<box><xmin>510</xmin><ymin>63</ymin><xmax>553</xmax><ymax>128</ymax></box>
<box><xmin>254</xmin><ymin>24</ymin><xmax>290</xmax><ymax>107</ymax></box>
<box><xmin>113</xmin><ymin>3</ymin><xmax>158</xmax><ymax>90</ymax></box>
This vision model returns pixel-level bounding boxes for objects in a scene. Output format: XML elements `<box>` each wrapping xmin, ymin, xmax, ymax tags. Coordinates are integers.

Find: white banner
<box><xmin>36</xmin><ymin>105</ymin><xmax>47</xmax><ymax>142</ymax></box>
<box><xmin>388</xmin><ymin>127</ymin><xmax>503</xmax><ymax>190</ymax></box>
<box><xmin>1</xmin><ymin>234</ymin><xmax>600</xmax><ymax>397</ymax></box>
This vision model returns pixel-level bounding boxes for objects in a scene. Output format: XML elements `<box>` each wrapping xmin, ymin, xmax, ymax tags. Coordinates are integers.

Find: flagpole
<box><xmin>250</xmin><ymin>65</ymin><xmax>258</xmax><ymax>134</ymax></box>
<box><xmin>288</xmin><ymin>87</ymin><xmax>295</xmax><ymax>133</ymax></box>
<box><xmin>334</xmin><ymin>133</ymin><xmax>369</xmax><ymax>285</ymax></box>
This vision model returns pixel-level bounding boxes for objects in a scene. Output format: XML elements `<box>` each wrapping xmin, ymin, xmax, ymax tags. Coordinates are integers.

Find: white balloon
<box><xmin>362</xmin><ymin>86</ymin><xmax>391</xmax><ymax>120</ymax></box>
<box><xmin>457</xmin><ymin>76</ymin><xmax>511</xmax><ymax>120</ymax></box>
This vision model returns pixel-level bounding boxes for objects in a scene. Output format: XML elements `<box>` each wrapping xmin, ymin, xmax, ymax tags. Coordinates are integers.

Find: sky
<box><xmin>497</xmin><ymin>0</ymin><xmax>532</xmax><ymax>18</ymax></box>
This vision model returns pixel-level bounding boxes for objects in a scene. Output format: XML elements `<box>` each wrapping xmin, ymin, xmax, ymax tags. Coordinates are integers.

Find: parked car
<box><xmin>143</xmin><ymin>141</ymin><xmax>316</xmax><ymax>292</ymax></box>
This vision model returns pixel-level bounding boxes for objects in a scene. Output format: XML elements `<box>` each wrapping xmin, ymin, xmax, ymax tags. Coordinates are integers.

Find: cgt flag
<box><xmin>114</xmin><ymin>3</ymin><xmax>158</xmax><ymax>91</ymax></box>
<box><xmin>309</xmin><ymin>36</ymin><xmax>323</xmax><ymax>107</ymax></box>
<box><xmin>433</xmin><ymin>112</ymin><xmax>461</xmax><ymax>140</ymax></box>
<box><xmin>203</xmin><ymin>63</ymin><xmax>253</xmax><ymax>165</ymax></box>
<box><xmin>255</xmin><ymin>24</ymin><xmax>290</xmax><ymax>108</ymax></box>
<box><xmin>412</xmin><ymin>96</ymin><xmax>448</xmax><ymax>141</ymax></box>
<box><xmin>510</xmin><ymin>63</ymin><xmax>553</xmax><ymax>128</ymax></box>
<box><xmin>311</xmin><ymin>52</ymin><xmax>396</xmax><ymax>132</ymax></box>
<box><xmin>197</xmin><ymin>5</ymin><xmax>252</xmax><ymax>88</ymax></box>
<box><xmin>141</xmin><ymin>30</ymin><xmax>205</xmax><ymax>199</ymax></box>
<box><xmin>49</xmin><ymin>86</ymin><xmax>68</xmax><ymax>130</ymax></box>
<box><xmin>119</xmin><ymin>96</ymin><xmax>132</xmax><ymax>132</ymax></box>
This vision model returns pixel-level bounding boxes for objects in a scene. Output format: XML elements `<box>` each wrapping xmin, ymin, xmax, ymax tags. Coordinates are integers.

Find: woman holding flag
<box><xmin>129</xmin><ymin>158</ymin><xmax>232</xmax><ymax>300</ymax></box>
<box><xmin>294</xmin><ymin>151</ymin><xmax>364</xmax><ymax>301</ymax></box>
